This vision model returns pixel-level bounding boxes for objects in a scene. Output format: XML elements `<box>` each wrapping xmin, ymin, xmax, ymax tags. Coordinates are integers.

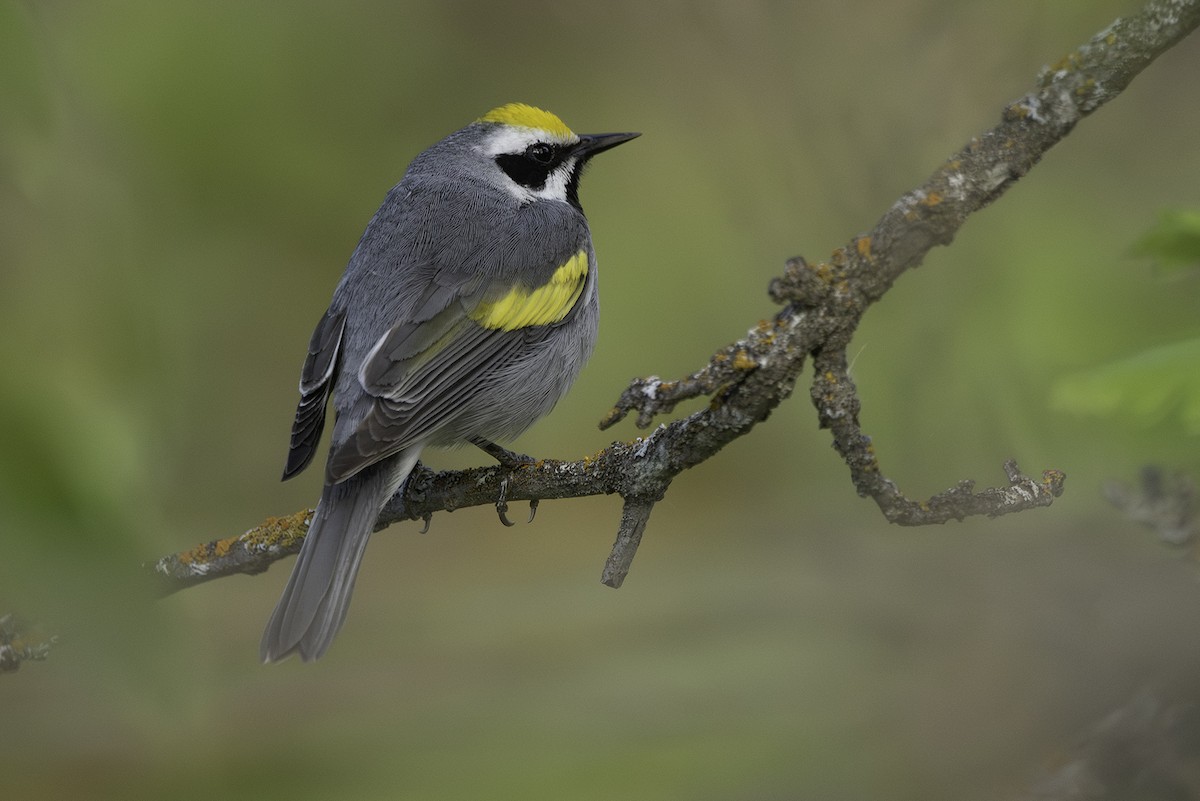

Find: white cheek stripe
<box><xmin>502</xmin><ymin>181</ymin><xmax>536</xmax><ymax>203</ymax></box>
<box><xmin>480</xmin><ymin>126</ymin><xmax>575</xmax><ymax>157</ymax></box>
<box><xmin>535</xmin><ymin>157</ymin><xmax>577</xmax><ymax>202</ymax></box>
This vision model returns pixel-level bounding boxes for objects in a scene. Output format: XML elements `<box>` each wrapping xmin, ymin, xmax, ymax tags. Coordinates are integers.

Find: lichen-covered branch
<box><xmin>0</xmin><ymin>613</ymin><xmax>57</xmax><ymax>674</ymax></box>
<box><xmin>148</xmin><ymin>509</ymin><xmax>314</xmax><ymax>596</ymax></box>
<box><xmin>810</xmin><ymin>348</ymin><xmax>1066</xmax><ymax>523</ymax></box>
<box><xmin>149</xmin><ymin>0</ymin><xmax>1200</xmax><ymax>594</ymax></box>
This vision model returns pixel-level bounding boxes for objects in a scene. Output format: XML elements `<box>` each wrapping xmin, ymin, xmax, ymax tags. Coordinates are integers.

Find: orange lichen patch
<box><xmin>855</xmin><ymin>236</ymin><xmax>873</xmax><ymax>260</ymax></box>
<box><xmin>732</xmin><ymin>350</ymin><xmax>758</xmax><ymax>370</ymax></box>
<box><xmin>176</xmin><ymin>536</ymin><xmax>238</xmax><ymax>566</ymax></box>
<box><xmin>750</xmin><ymin>320</ymin><xmax>778</xmax><ymax>347</ymax></box>
<box><xmin>1048</xmin><ymin>51</ymin><xmax>1083</xmax><ymax>74</ymax></box>
<box><xmin>1042</xmin><ymin>469</ymin><xmax>1068</xmax><ymax>494</ymax></box>
<box><xmin>830</xmin><ymin>248</ymin><xmax>848</xmax><ymax>268</ymax></box>
<box><xmin>1006</xmin><ymin>102</ymin><xmax>1030</xmax><ymax>120</ymax></box>
<box><xmin>921</xmin><ymin>191</ymin><xmax>942</xmax><ymax>207</ymax></box>
<box><xmin>815</xmin><ymin>262</ymin><xmax>835</xmax><ymax>283</ymax></box>
<box><xmin>242</xmin><ymin>509</ymin><xmax>315</xmax><ymax>551</ymax></box>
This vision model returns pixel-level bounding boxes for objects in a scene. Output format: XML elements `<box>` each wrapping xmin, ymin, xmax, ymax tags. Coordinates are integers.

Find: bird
<box><xmin>260</xmin><ymin>103</ymin><xmax>639</xmax><ymax>662</ymax></box>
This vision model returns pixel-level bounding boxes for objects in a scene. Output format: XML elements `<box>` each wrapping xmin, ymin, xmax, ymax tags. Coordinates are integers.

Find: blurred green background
<box><xmin>4</xmin><ymin>1</ymin><xmax>1200</xmax><ymax>798</ymax></box>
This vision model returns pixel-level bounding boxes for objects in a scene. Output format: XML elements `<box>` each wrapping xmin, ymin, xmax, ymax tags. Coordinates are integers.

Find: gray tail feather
<box><xmin>260</xmin><ymin>450</ymin><xmax>418</xmax><ymax>663</ymax></box>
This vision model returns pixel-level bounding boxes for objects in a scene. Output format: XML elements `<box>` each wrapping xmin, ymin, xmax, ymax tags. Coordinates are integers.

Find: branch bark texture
<box><xmin>148</xmin><ymin>0</ymin><xmax>1200</xmax><ymax>594</ymax></box>
<box><xmin>0</xmin><ymin>613</ymin><xmax>57</xmax><ymax>674</ymax></box>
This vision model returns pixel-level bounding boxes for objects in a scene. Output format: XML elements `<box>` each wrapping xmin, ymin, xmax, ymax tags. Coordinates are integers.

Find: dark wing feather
<box><xmin>328</xmin><ymin>324</ymin><xmax>528</xmax><ymax>482</ymax></box>
<box><xmin>325</xmin><ymin>277</ymin><xmax>539</xmax><ymax>484</ymax></box>
<box><xmin>282</xmin><ymin>309</ymin><xmax>347</xmax><ymax>480</ymax></box>
<box><xmin>358</xmin><ymin>282</ymin><xmax>476</xmax><ymax>389</ymax></box>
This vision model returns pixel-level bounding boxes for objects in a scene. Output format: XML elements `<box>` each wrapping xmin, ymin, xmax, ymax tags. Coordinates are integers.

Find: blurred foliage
<box><xmin>1053</xmin><ymin>338</ymin><xmax>1200</xmax><ymax>434</ymax></box>
<box><xmin>3</xmin><ymin>1</ymin><xmax>1200</xmax><ymax>800</ymax></box>
<box><xmin>1131</xmin><ymin>208</ymin><xmax>1200</xmax><ymax>273</ymax></box>
<box><xmin>1053</xmin><ymin>211</ymin><xmax>1200</xmax><ymax>435</ymax></box>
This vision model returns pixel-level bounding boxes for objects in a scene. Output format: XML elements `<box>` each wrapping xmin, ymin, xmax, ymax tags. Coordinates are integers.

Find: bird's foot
<box><xmin>470</xmin><ymin>437</ymin><xmax>536</xmax><ymax>469</ymax></box>
<box><xmin>472</xmin><ymin>437</ymin><xmax>539</xmax><ymax>526</ymax></box>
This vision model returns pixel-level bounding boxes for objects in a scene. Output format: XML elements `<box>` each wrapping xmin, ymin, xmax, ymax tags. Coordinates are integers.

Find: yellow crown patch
<box><xmin>479</xmin><ymin>103</ymin><xmax>575</xmax><ymax>139</ymax></box>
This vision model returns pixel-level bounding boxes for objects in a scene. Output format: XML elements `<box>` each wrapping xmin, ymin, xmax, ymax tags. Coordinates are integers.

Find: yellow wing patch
<box><xmin>470</xmin><ymin>250</ymin><xmax>588</xmax><ymax>331</ymax></box>
<box><xmin>479</xmin><ymin>103</ymin><xmax>575</xmax><ymax>140</ymax></box>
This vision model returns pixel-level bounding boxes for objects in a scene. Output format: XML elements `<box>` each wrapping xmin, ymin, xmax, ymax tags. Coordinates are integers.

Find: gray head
<box><xmin>411</xmin><ymin>103</ymin><xmax>640</xmax><ymax>213</ymax></box>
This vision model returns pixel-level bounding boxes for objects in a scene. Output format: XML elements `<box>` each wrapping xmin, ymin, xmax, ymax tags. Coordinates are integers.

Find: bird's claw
<box><xmin>494</xmin><ymin>478</ymin><xmax>539</xmax><ymax>527</ymax></box>
<box><xmin>418</xmin><ymin>513</ymin><xmax>433</xmax><ymax>534</ymax></box>
<box><xmin>496</xmin><ymin>477</ymin><xmax>517</xmax><ymax>527</ymax></box>
<box><xmin>478</xmin><ymin>439</ymin><xmax>542</xmax><ymax>527</ymax></box>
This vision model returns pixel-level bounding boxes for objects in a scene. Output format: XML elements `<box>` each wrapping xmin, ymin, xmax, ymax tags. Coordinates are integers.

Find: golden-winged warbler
<box><xmin>261</xmin><ymin>104</ymin><xmax>638</xmax><ymax>662</ymax></box>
